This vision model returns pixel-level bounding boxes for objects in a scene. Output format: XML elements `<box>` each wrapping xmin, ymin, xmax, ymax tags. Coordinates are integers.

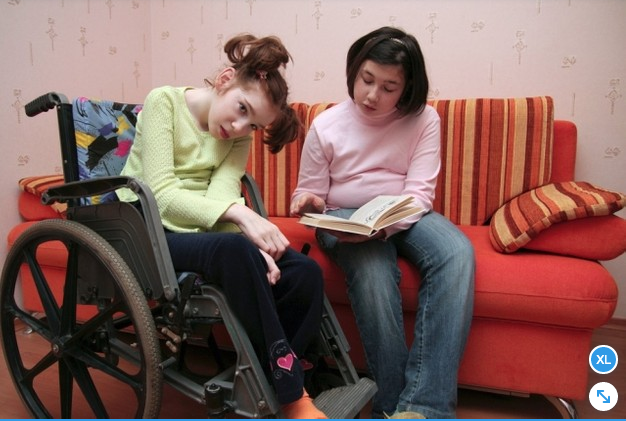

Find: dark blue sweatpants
<box><xmin>165</xmin><ymin>231</ymin><xmax>324</xmax><ymax>404</ymax></box>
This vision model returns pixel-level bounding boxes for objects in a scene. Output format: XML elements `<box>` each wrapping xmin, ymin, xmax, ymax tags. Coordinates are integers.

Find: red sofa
<box><xmin>245</xmin><ymin>97</ymin><xmax>625</xmax><ymax>415</ymax></box>
<box><xmin>8</xmin><ymin>96</ymin><xmax>626</xmax><ymax>416</ymax></box>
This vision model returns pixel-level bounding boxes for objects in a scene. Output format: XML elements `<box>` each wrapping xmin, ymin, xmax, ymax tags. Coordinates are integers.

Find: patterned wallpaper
<box><xmin>1</xmin><ymin>0</ymin><xmax>625</xmax><ymax>316</ymax></box>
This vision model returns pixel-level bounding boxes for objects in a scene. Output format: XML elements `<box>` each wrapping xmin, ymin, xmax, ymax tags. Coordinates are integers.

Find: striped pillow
<box><xmin>489</xmin><ymin>181</ymin><xmax>626</xmax><ymax>253</ymax></box>
<box><xmin>430</xmin><ymin>97</ymin><xmax>554</xmax><ymax>225</ymax></box>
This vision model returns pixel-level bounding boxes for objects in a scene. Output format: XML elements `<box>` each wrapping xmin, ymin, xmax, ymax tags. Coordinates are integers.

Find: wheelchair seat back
<box><xmin>73</xmin><ymin>97</ymin><xmax>142</xmax><ymax>201</ymax></box>
<box><xmin>50</xmin><ymin>96</ymin><xmax>181</xmax><ymax>302</ymax></box>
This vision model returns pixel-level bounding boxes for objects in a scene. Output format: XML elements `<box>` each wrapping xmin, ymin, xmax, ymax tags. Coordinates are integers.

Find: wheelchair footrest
<box><xmin>313</xmin><ymin>377</ymin><xmax>377</xmax><ymax>419</ymax></box>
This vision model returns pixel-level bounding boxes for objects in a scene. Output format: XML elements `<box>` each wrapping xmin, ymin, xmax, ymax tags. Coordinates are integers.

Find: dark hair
<box><xmin>346</xmin><ymin>26</ymin><xmax>429</xmax><ymax>116</ymax></box>
<box><xmin>206</xmin><ymin>34</ymin><xmax>301</xmax><ymax>154</ymax></box>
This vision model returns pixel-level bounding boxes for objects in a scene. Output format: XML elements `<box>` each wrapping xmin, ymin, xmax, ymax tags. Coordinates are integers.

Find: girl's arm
<box><xmin>384</xmin><ymin>110</ymin><xmax>441</xmax><ymax>237</ymax></box>
<box><xmin>135</xmin><ymin>88</ymin><xmax>249</xmax><ymax>231</ymax></box>
<box><xmin>291</xmin><ymin>125</ymin><xmax>330</xmax><ymax>213</ymax></box>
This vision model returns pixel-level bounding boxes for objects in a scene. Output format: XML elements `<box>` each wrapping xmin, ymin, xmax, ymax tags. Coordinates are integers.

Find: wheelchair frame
<box><xmin>0</xmin><ymin>92</ymin><xmax>376</xmax><ymax>418</ymax></box>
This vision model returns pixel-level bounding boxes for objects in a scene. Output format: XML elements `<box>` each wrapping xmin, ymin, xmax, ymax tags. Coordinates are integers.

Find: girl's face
<box><xmin>353</xmin><ymin>59</ymin><xmax>405</xmax><ymax>117</ymax></box>
<box><xmin>209</xmin><ymin>72</ymin><xmax>277</xmax><ymax>140</ymax></box>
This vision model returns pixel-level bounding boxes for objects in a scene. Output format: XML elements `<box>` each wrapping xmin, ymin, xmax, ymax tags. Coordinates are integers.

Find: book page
<box><xmin>373</xmin><ymin>206</ymin><xmax>427</xmax><ymax>230</ymax></box>
<box><xmin>350</xmin><ymin>195</ymin><xmax>413</xmax><ymax>227</ymax></box>
<box><xmin>299</xmin><ymin>215</ymin><xmax>374</xmax><ymax>235</ymax></box>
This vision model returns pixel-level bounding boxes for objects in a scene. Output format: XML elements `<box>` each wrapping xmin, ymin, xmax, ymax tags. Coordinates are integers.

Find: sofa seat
<box><xmin>275</xmin><ymin>217</ymin><xmax>617</xmax><ymax>326</ymax></box>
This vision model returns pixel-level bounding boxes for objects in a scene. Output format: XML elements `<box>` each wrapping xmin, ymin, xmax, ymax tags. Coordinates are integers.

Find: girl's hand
<box><xmin>320</xmin><ymin>228</ymin><xmax>386</xmax><ymax>243</ymax></box>
<box><xmin>259</xmin><ymin>249</ymin><xmax>281</xmax><ymax>285</ymax></box>
<box><xmin>290</xmin><ymin>193</ymin><xmax>326</xmax><ymax>216</ymax></box>
<box><xmin>223</xmin><ymin>203</ymin><xmax>290</xmax><ymax>260</ymax></box>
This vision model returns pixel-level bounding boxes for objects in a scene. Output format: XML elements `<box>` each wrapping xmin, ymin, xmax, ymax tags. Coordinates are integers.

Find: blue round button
<box><xmin>589</xmin><ymin>345</ymin><xmax>618</xmax><ymax>374</ymax></box>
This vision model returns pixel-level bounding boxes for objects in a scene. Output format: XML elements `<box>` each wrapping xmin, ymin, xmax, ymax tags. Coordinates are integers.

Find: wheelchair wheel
<box><xmin>0</xmin><ymin>219</ymin><xmax>162</xmax><ymax>418</ymax></box>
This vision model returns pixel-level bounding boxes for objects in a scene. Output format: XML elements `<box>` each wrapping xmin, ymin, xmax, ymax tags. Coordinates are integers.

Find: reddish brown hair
<box><xmin>209</xmin><ymin>34</ymin><xmax>301</xmax><ymax>153</ymax></box>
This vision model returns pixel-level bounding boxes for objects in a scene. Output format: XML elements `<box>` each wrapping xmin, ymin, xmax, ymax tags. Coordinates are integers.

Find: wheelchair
<box><xmin>0</xmin><ymin>92</ymin><xmax>376</xmax><ymax>418</ymax></box>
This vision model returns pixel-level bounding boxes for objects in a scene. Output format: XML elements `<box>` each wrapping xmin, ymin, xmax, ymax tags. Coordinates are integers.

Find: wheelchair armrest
<box><xmin>41</xmin><ymin>176</ymin><xmax>133</xmax><ymax>204</ymax></box>
<box><xmin>42</xmin><ymin>177</ymin><xmax>168</xmax><ymax>255</ymax></box>
<box><xmin>43</xmin><ymin>173</ymin><xmax>269</xmax><ymax>218</ymax></box>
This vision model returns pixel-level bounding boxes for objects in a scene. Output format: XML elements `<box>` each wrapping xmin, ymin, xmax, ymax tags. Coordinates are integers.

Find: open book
<box><xmin>298</xmin><ymin>194</ymin><xmax>426</xmax><ymax>236</ymax></box>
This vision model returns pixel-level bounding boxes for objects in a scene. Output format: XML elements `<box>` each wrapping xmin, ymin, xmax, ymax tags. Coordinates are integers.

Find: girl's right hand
<box><xmin>259</xmin><ymin>248</ymin><xmax>281</xmax><ymax>285</ymax></box>
<box><xmin>290</xmin><ymin>193</ymin><xmax>326</xmax><ymax>216</ymax></box>
<box><xmin>222</xmin><ymin>203</ymin><xmax>290</xmax><ymax>260</ymax></box>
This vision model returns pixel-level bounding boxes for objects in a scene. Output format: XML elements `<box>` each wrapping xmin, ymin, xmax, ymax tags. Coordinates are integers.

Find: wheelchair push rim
<box><xmin>0</xmin><ymin>219</ymin><xmax>163</xmax><ymax>418</ymax></box>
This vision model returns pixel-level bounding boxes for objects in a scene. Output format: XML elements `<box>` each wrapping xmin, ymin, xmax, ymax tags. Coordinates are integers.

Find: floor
<box><xmin>0</xmin><ymin>319</ymin><xmax>624</xmax><ymax>419</ymax></box>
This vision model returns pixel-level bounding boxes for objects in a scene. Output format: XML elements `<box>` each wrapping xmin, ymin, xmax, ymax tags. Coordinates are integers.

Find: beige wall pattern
<box><xmin>1</xmin><ymin>0</ymin><xmax>625</xmax><ymax>317</ymax></box>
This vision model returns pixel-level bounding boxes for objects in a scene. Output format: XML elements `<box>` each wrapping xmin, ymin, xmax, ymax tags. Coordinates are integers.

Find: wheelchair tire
<box><xmin>0</xmin><ymin>219</ymin><xmax>163</xmax><ymax>418</ymax></box>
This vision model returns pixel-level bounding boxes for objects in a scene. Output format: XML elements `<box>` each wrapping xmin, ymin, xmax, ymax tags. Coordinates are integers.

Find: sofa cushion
<box><xmin>270</xmin><ymin>217</ymin><xmax>618</xmax><ymax>329</ymax></box>
<box><xmin>489</xmin><ymin>181</ymin><xmax>626</xmax><ymax>254</ymax></box>
<box><xmin>430</xmin><ymin>96</ymin><xmax>554</xmax><ymax>225</ymax></box>
<box><xmin>463</xmin><ymin>225</ymin><xmax>617</xmax><ymax>328</ymax></box>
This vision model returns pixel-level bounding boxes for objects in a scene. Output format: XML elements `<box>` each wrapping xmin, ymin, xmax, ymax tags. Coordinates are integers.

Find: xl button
<box><xmin>589</xmin><ymin>345</ymin><xmax>618</xmax><ymax>374</ymax></box>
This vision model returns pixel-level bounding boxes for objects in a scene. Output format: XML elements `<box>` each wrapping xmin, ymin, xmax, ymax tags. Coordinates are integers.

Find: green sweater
<box><xmin>118</xmin><ymin>86</ymin><xmax>251</xmax><ymax>233</ymax></box>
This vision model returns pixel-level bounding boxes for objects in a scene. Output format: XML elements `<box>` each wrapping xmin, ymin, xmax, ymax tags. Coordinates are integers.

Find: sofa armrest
<box><xmin>522</xmin><ymin>214</ymin><xmax>626</xmax><ymax>260</ymax></box>
<box><xmin>18</xmin><ymin>174</ymin><xmax>66</xmax><ymax>220</ymax></box>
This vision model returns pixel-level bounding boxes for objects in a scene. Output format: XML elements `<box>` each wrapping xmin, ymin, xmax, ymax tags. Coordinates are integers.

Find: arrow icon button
<box><xmin>590</xmin><ymin>382</ymin><xmax>617</xmax><ymax>411</ymax></box>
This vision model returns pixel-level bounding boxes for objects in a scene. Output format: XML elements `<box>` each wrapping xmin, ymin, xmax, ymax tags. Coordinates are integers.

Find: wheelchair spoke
<box><xmin>58</xmin><ymin>359</ymin><xmax>74</xmax><ymax>419</ymax></box>
<box><xmin>8</xmin><ymin>305</ymin><xmax>55</xmax><ymax>343</ymax></box>
<box><xmin>61</xmin><ymin>297</ymin><xmax>123</xmax><ymax>349</ymax></box>
<box><xmin>18</xmin><ymin>351</ymin><xmax>57</xmax><ymax>383</ymax></box>
<box><xmin>67</xmin><ymin>340</ymin><xmax>144</xmax><ymax>392</ymax></box>
<box><xmin>59</xmin><ymin>242</ymin><xmax>79</xmax><ymax>335</ymax></box>
<box><xmin>23</xmin><ymin>244</ymin><xmax>61</xmax><ymax>332</ymax></box>
<box><xmin>61</xmin><ymin>356</ymin><xmax>109</xmax><ymax>418</ymax></box>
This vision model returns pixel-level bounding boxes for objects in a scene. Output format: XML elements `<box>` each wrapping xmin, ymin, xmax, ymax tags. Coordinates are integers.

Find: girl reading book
<box><xmin>290</xmin><ymin>26</ymin><xmax>475</xmax><ymax>419</ymax></box>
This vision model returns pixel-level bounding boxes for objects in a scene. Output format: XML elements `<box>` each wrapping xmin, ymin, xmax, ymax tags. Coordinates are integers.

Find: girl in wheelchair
<box><xmin>116</xmin><ymin>33</ymin><xmax>327</xmax><ymax>419</ymax></box>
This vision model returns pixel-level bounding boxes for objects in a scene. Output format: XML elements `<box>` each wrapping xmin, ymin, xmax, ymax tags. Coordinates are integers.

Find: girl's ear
<box><xmin>215</xmin><ymin>67</ymin><xmax>236</xmax><ymax>91</ymax></box>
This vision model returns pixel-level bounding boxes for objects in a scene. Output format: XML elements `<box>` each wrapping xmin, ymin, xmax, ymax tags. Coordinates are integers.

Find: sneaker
<box><xmin>386</xmin><ymin>411</ymin><xmax>426</xmax><ymax>419</ymax></box>
<box><xmin>280</xmin><ymin>389</ymin><xmax>327</xmax><ymax>419</ymax></box>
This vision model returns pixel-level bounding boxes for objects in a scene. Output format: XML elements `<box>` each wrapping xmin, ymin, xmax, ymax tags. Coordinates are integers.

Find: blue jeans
<box><xmin>316</xmin><ymin>210</ymin><xmax>475</xmax><ymax>418</ymax></box>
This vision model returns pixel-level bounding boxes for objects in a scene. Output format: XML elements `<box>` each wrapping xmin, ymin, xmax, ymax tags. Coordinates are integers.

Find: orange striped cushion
<box><xmin>247</xmin><ymin>103</ymin><xmax>335</xmax><ymax>217</ymax></box>
<box><xmin>18</xmin><ymin>175</ymin><xmax>67</xmax><ymax>214</ymax></box>
<box><xmin>490</xmin><ymin>181</ymin><xmax>626</xmax><ymax>253</ymax></box>
<box><xmin>430</xmin><ymin>97</ymin><xmax>554</xmax><ymax>225</ymax></box>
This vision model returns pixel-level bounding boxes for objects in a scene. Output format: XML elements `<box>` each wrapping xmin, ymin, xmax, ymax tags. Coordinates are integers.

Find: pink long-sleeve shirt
<box><xmin>292</xmin><ymin>99</ymin><xmax>441</xmax><ymax>237</ymax></box>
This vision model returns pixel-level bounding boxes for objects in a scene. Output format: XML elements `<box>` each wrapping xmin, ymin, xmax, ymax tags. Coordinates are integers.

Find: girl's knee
<box><xmin>457</xmin><ymin>235</ymin><xmax>475</xmax><ymax>260</ymax></box>
<box><xmin>298</xmin><ymin>257</ymin><xmax>324</xmax><ymax>292</ymax></box>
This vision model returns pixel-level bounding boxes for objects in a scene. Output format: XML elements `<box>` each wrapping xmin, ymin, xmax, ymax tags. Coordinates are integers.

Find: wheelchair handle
<box><xmin>25</xmin><ymin>92</ymin><xmax>69</xmax><ymax>117</ymax></box>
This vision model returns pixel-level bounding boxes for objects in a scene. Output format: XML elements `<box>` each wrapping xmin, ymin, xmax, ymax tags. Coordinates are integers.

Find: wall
<box><xmin>1</xmin><ymin>0</ymin><xmax>624</xmax><ymax>317</ymax></box>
